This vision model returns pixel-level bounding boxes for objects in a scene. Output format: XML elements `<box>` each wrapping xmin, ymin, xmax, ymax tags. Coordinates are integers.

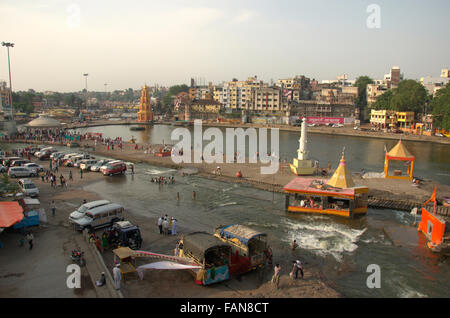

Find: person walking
<box><xmin>271</xmin><ymin>264</ymin><xmax>281</xmax><ymax>290</ymax></box>
<box><xmin>69</xmin><ymin>170</ymin><xmax>73</xmax><ymax>181</ymax></box>
<box><xmin>51</xmin><ymin>200</ymin><xmax>56</xmax><ymax>217</ymax></box>
<box><xmin>294</xmin><ymin>260</ymin><xmax>304</xmax><ymax>279</ymax></box>
<box><xmin>113</xmin><ymin>264</ymin><xmax>121</xmax><ymax>290</ymax></box>
<box><xmin>80</xmin><ymin>168</ymin><xmax>83</xmax><ymax>179</ymax></box>
<box><xmin>26</xmin><ymin>232</ymin><xmax>34</xmax><ymax>250</ymax></box>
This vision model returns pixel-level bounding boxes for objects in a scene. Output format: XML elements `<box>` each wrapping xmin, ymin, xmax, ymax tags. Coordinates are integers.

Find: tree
<box><xmin>371</xmin><ymin>90</ymin><xmax>394</xmax><ymax>110</ymax></box>
<box><xmin>431</xmin><ymin>83</ymin><xmax>450</xmax><ymax>130</ymax></box>
<box><xmin>354</xmin><ymin>76</ymin><xmax>374</xmax><ymax>109</ymax></box>
<box><xmin>390</xmin><ymin>80</ymin><xmax>427</xmax><ymax>113</ymax></box>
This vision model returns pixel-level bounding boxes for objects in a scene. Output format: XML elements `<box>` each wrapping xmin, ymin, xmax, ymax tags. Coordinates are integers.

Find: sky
<box><xmin>0</xmin><ymin>0</ymin><xmax>449</xmax><ymax>92</ymax></box>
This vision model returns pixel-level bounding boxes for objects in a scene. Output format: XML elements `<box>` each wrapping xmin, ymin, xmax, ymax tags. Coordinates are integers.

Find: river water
<box><xmin>8</xmin><ymin>124</ymin><xmax>450</xmax><ymax>297</ymax></box>
<box><xmin>75</xmin><ymin>124</ymin><xmax>450</xmax><ymax>186</ymax></box>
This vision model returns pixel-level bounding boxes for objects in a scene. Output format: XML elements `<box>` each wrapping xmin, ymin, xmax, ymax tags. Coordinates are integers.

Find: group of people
<box><xmin>157</xmin><ymin>215</ymin><xmax>177</xmax><ymax>236</ymax></box>
<box><xmin>151</xmin><ymin>176</ymin><xmax>175</xmax><ymax>184</ymax></box>
<box><xmin>40</xmin><ymin>170</ymin><xmax>67</xmax><ymax>188</ymax></box>
<box><xmin>271</xmin><ymin>260</ymin><xmax>304</xmax><ymax>290</ymax></box>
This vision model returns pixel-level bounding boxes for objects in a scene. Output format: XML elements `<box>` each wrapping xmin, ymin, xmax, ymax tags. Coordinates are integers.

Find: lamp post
<box><xmin>83</xmin><ymin>73</ymin><xmax>88</xmax><ymax>108</ymax></box>
<box><xmin>1</xmin><ymin>41</ymin><xmax>14</xmax><ymax>119</ymax></box>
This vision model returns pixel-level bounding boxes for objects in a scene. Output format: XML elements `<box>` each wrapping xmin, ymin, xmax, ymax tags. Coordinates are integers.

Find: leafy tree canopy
<box><xmin>431</xmin><ymin>82</ymin><xmax>450</xmax><ymax>130</ymax></box>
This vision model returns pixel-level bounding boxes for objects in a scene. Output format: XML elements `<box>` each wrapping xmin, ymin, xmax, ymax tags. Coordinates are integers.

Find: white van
<box><xmin>8</xmin><ymin>166</ymin><xmax>37</xmax><ymax>178</ymax></box>
<box><xmin>18</xmin><ymin>179</ymin><xmax>39</xmax><ymax>197</ymax></box>
<box><xmin>72</xmin><ymin>203</ymin><xmax>124</xmax><ymax>231</ymax></box>
<box><xmin>69</xmin><ymin>199</ymin><xmax>111</xmax><ymax>222</ymax></box>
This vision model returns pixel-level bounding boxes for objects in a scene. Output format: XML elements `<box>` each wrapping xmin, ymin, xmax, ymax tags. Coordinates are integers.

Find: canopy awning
<box><xmin>327</xmin><ymin>155</ymin><xmax>355</xmax><ymax>189</ymax></box>
<box><xmin>0</xmin><ymin>201</ymin><xmax>24</xmax><ymax>228</ymax></box>
<box><xmin>387</xmin><ymin>140</ymin><xmax>414</xmax><ymax>159</ymax></box>
<box><xmin>218</xmin><ymin>224</ymin><xmax>266</xmax><ymax>246</ymax></box>
<box><xmin>113</xmin><ymin>247</ymin><xmax>136</xmax><ymax>259</ymax></box>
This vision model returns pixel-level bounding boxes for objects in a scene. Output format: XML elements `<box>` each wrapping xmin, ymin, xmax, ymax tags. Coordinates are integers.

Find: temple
<box><xmin>290</xmin><ymin>118</ymin><xmax>315</xmax><ymax>175</ymax></box>
<box><xmin>137</xmin><ymin>85</ymin><xmax>153</xmax><ymax>122</ymax></box>
<box><xmin>384</xmin><ymin>140</ymin><xmax>415</xmax><ymax>180</ymax></box>
<box><xmin>284</xmin><ymin>153</ymin><xmax>368</xmax><ymax>218</ymax></box>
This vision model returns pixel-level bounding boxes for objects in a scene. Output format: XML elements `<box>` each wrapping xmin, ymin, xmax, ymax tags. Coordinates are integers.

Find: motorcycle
<box><xmin>71</xmin><ymin>249</ymin><xmax>86</xmax><ymax>266</ymax></box>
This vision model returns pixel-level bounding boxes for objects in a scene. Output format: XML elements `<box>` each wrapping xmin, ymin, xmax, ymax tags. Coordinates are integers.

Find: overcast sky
<box><xmin>1</xmin><ymin>0</ymin><xmax>449</xmax><ymax>92</ymax></box>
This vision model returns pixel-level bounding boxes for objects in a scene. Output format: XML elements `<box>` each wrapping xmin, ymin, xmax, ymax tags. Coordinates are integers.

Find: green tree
<box><xmin>371</xmin><ymin>90</ymin><xmax>394</xmax><ymax>110</ymax></box>
<box><xmin>354</xmin><ymin>76</ymin><xmax>374</xmax><ymax>109</ymax></box>
<box><xmin>390</xmin><ymin>80</ymin><xmax>427</xmax><ymax>113</ymax></box>
<box><xmin>431</xmin><ymin>83</ymin><xmax>450</xmax><ymax>130</ymax></box>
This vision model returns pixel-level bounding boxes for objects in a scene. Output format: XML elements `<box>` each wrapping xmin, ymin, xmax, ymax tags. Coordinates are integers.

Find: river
<box><xmin>74</xmin><ymin>124</ymin><xmax>450</xmax><ymax>186</ymax></box>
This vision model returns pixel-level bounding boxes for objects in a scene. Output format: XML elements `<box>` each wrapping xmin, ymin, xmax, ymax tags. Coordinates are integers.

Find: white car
<box><xmin>24</xmin><ymin>163</ymin><xmax>44</xmax><ymax>173</ymax></box>
<box><xmin>79</xmin><ymin>159</ymin><xmax>98</xmax><ymax>171</ymax></box>
<box><xmin>90</xmin><ymin>159</ymin><xmax>113</xmax><ymax>172</ymax></box>
<box><xmin>99</xmin><ymin>160</ymin><xmax>121</xmax><ymax>171</ymax></box>
<box><xmin>18</xmin><ymin>179</ymin><xmax>39</xmax><ymax>197</ymax></box>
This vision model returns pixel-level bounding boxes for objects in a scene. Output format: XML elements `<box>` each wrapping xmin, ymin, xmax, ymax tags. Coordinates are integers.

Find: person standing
<box><xmin>271</xmin><ymin>264</ymin><xmax>281</xmax><ymax>290</ymax></box>
<box><xmin>51</xmin><ymin>200</ymin><xmax>56</xmax><ymax>217</ymax></box>
<box><xmin>171</xmin><ymin>218</ymin><xmax>177</xmax><ymax>236</ymax></box>
<box><xmin>157</xmin><ymin>216</ymin><xmax>163</xmax><ymax>234</ymax></box>
<box><xmin>113</xmin><ymin>264</ymin><xmax>121</xmax><ymax>290</ymax></box>
<box><xmin>69</xmin><ymin>170</ymin><xmax>73</xmax><ymax>181</ymax></box>
<box><xmin>80</xmin><ymin>168</ymin><xmax>83</xmax><ymax>179</ymax></box>
<box><xmin>162</xmin><ymin>218</ymin><xmax>169</xmax><ymax>235</ymax></box>
<box><xmin>291</xmin><ymin>240</ymin><xmax>298</xmax><ymax>252</ymax></box>
<box><xmin>26</xmin><ymin>232</ymin><xmax>34</xmax><ymax>250</ymax></box>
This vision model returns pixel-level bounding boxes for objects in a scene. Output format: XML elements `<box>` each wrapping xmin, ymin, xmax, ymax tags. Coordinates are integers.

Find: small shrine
<box><xmin>384</xmin><ymin>140</ymin><xmax>415</xmax><ymax>180</ymax></box>
<box><xmin>137</xmin><ymin>85</ymin><xmax>153</xmax><ymax>123</ymax></box>
<box><xmin>290</xmin><ymin>118</ymin><xmax>315</xmax><ymax>175</ymax></box>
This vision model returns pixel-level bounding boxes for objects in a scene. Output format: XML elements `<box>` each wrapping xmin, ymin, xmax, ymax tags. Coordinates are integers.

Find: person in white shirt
<box><xmin>113</xmin><ymin>264</ymin><xmax>121</xmax><ymax>290</ymax></box>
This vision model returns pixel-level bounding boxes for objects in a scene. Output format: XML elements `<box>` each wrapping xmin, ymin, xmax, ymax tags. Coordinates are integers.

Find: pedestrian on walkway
<box><xmin>162</xmin><ymin>218</ymin><xmax>169</xmax><ymax>235</ymax></box>
<box><xmin>51</xmin><ymin>200</ymin><xmax>56</xmax><ymax>217</ymax></box>
<box><xmin>26</xmin><ymin>232</ymin><xmax>34</xmax><ymax>250</ymax></box>
<box><xmin>113</xmin><ymin>264</ymin><xmax>121</xmax><ymax>290</ymax></box>
<box><xmin>271</xmin><ymin>264</ymin><xmax>281</xmax><ymax>289</ymax></box>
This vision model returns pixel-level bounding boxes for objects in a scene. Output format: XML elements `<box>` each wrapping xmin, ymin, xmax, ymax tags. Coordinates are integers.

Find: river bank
<box><xmin>0</xmin><ymin>147</ymin><xmax>340</xmax><ymax>298</ymax></box>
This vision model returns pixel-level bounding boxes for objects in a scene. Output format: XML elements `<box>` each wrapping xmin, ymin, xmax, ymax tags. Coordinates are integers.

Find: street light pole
<box><xmin>83</xmin><ymin>73</ymin><xmax>89</xmax><ymax>108</ymax></box>
<box><xmin>1</xmin><ymin>42</ymin><xmax>14</xmax><ymax>119</ymax></box>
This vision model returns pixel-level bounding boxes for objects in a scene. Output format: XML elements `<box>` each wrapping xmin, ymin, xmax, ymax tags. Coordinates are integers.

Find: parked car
<box><xmin>3</xmin><ymin>157</ymin><xmax>21</xmax><ymax>167</ymax></box>
<box><xmin>109</xmin><ymin>221</ymin><xmax>143</xmax><ymax>250</ymax></box>
<box><xmin>18</xmin><ymin>179</ymin><xmax>39</xmax><ymax>197</ymax></box>
<box><xmin>90</xmin><ymin>159</ymin><xmax>114</xmax><ymax>172</ymax></box>
<box><xmin>71</xmin><ymin>203</ymin><xmax>124</xmax><ymax>232</ymax></box>
<box><xmin>24</xmin><ymin>163</ymin><xmax>45</xmax><ymax>173</ymax></box>
<box><xmin>8</xmin><ymin>166</ymin><xmax>37</xmax><ymax>178</ymax></box>
<box><xmin>67</xmin><ymin>142</ymin><xmax>80</xmax><ymax>148</ymax></box>
<box><xmin>50</xmin><ymin>152</ymin><xmax>66</xmax><ymax>160</ymax></box>
<box><xmin>34</xmin><ymin>147</ymin><xmax>56</xmax><ymax>157</ymax></box>
<box><xmin>11</xmin><ymin>159</ymin><xmax>31</xmax><ymax>167</ymax></box>
<box><xmin>79</xmin><ymin>159</ymin><xmax>99</xmax><ymax>171</ymax></box>
<box><xmin>69</xmin><ymin>199</ymin><xmax>111</xmax><ymax>222</ymax></box>
<box><xmin>101</xmin><ymin>162</ymin><xmax>127</xmax><ymax>176</ymax></box>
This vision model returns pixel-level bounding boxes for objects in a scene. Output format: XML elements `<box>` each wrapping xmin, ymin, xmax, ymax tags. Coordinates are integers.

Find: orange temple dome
<box><xmin>137</xmin><ymin>85</ymin><xmax>153</xmax><ymax>122</ymax></box>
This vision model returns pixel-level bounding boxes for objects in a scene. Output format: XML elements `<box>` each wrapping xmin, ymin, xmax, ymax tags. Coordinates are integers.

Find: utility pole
<box><xmin>83</xmin><ymin>73</ymin><xmax>89</xmax><ymax>108</ymax></box>
<box><xmin>2</xmin><ymin>42</ymin><xmax>14</xmax><ymax>119</ymax></box>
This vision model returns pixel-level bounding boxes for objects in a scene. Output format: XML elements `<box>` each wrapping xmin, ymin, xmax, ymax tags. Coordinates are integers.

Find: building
<box><xmin>396</xmin><ymin>111</ymin><xmax>415</xmax><ymax>129</ymax></box>
<box><xmin>137</xmin><ymin>85</ymin><xmax>153</xmax><ymax>122</ymax></box>
<box><xmin>251</xmin><ymin>87</ymin><xmax>284</xmax><ymax>112</ymax></box>
<box><xmin>441</xmin><ymin>68</ymin><xmax>450</xmax><ymax>78</ymax></box>
<box><xmin>289</xmin><ymin>100</ymin><xmax>356</xmax><ymax>120</ymax></box>
<box><xmin>370</xmin><ymin>109</ymin><xmax>397</xmax><ymax>128</ymax></box>
<box><xmin>367</xmin><ymin>84</ymin><xmax>389</xmax><ymax>106</ymax></box>
<box><xmin>420</xmin><ymin>75</ymin><xmax>450</xmax><ymax>96</ymax></box>
<box><xmin>384</xmin><ymin>66</ymin><xmax>403</xmax><ymax>88</ymax></box>
<box><xmin>0</xmin><ymin>81</ymin><xmax>11</xmax><ymax>112</ymax></box>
